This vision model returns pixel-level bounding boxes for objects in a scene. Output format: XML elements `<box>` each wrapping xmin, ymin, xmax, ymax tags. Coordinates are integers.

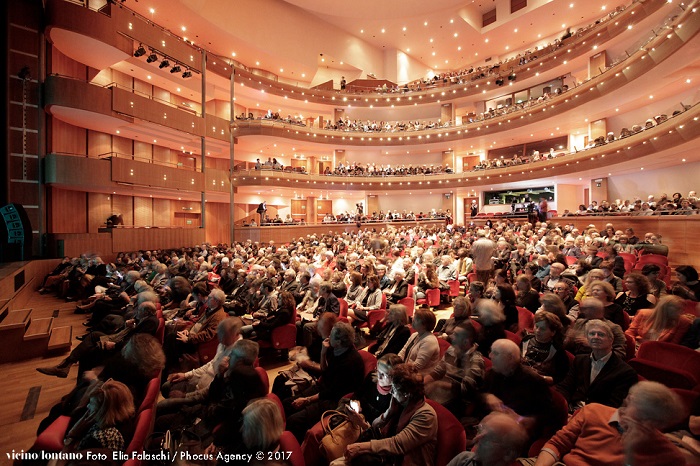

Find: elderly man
<box><xmin>447</xmin><ymin>412</ymin><xmax>528</xmax><ymax>466</ymax></box>
<box><xmin>542</xmin><ymin>262</ymin><xmax>566</xmax><ymax>293</ymax></box>
<box><xmin>279</xmin><ymin>268</ymin><xmax>300</xmax><ymax>295</ymax></box>
<box><xmin>481</xmin><ymin>339</ymin><xmax>553</xmax><ymax>440</ymax></box>
<box><xmin>530</xmin><ymin>381</ymin><xmax>686</xmax><ymax>466</ymax></box>
<box><xmin>437</xmin><ymin>255</ymin><xmax>457</xmax><ymax>290</ymax></box>
<box><xmin>556</xmin><ymin>319</ymin><xmax>637</xmax><ymax>413</ymax></box>
<box><xmin>164</xmin><ymin>288</ymin><xmax>227</xmax><ymax>372</ymax></box>
<box><xmin>564</xmin><ymin>298</ymin><xmax>627</xmax><ymax>359</ymax></box>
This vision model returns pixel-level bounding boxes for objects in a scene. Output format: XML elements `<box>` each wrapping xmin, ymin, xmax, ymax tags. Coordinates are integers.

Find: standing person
<box><xmin>471</xmin><ymin>230</ymin><xmax>496</xmax><ymax>284</ymax></box>
<box><xmin>470</xmin><ymin>200</ymin><xmax>479</xmax><ymax>218</ymax></box>
<box><xmin>538</xmin><ymin>197</ymin><xmax>549</xmax><ymax>222</ymax></box>
<box><xmin>340</xmin><ymin>76</ymin><xmax>346</xmax><ymax>90</ymax></box>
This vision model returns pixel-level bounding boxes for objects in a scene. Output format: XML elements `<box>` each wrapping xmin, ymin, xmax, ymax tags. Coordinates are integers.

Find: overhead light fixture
<box><xmin>134</xmin><ymin>44</ymin><xmax>146</xmax><ymax>57</ymax></box>
<box><xmin>170</xmin><ymin>65</ymin><xmax>181</xmax><ymax>74</ymax></box>
<box><xmin>182</xmin><ymin>70</ymin><xmax>192</xmax><ymax>78</ymax></box>
<box><xmin>146</xmin><ymin>52</ymin><xmax>158</xmax><ymax>63</ymax></box>
<box><xmin>159</xmin><ymin>58</ymin><xmax>170</xmax><ymax>69</ymax></box>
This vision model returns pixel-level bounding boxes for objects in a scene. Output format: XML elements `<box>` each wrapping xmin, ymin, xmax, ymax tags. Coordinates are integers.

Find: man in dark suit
<box><xmin>278</xmin><ymin>269</ymin><xmax>300</xmax><ymax>295</ymax></box>
<box><xmin>300</xmin><ymin>282</ymin><xmax>339</xmax><ymax>346</ymax></box>
<box><xmin>556</xmin><ymin>318</ymin><xmax>637</xmax><ymax>413</ymax></box>
<box><xmin>383</xmin><ymin>269</ymin><xmax>409</xmax><ymax>304</ymax></box>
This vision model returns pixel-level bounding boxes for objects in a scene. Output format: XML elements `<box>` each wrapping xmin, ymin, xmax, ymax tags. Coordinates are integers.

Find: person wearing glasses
<box><xmin>331</xmin><ymin>364</ymin><xmax>437</xmax><ymax>466</ymax></box>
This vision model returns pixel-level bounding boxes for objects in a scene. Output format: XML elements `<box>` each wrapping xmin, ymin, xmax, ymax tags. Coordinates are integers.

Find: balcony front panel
<box><xmin>111</xmin><ymin>157</ymin><xmax>205</xmax><ymax>192</ymax></box>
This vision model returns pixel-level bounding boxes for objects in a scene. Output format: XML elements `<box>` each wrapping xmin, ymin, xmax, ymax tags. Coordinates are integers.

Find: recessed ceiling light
<box><xmin>514</xmin><ymin>28</ymin><xmax>518</xmax><ymax>33</ymax></box>
<box><xmin>301</xmin><ymin>73</ymin><xmax>306</xmax><ymax>77</ymax></box>
<box><xmin>424</xmin><ymin>21</ymin><xmax>428</xmax><ymax>26</ymax></box>
<box><xmin>360</xmin><ymin>29</ymin><xmax>364</xmax><ymax>33</ymax></box>
<box><xmin>485</xmin><ymin>38</ymin><xmax>489</xmax><ymax>43</ymax></box>
<box><xmin>231</xmin><ymin>52</ymin><xmax>236</xmax><ymax>57</ymax></box>
<box><xmin>381</xmin><ymin>28</ymin><xmax>385</xmax><ymax>33</ymax></box>
<box><xmin>181</xmin><ymin>26</ymin><xmax>186</xmax><ymax>31</ymax></box>
<box><xmin>570</xmin><ymin>3</ymin><xmax>574</xmax><ymax>7</ymax></box>
<box><xmin>453</xmin><ymin>33</ymin><xmax>458</xmax><ymax>37</ymax></box>
<box><xmin>458</xmin><ymin>46</ymin><xmax>462</xmax><ymax>50</ymax></box>
<box><xmin>402</xmin><ymin>26</ymin><xmax>406</xmax><ymax>31</ymax></box>
<box><xmin>149</xmin><ymin>7</ymin><xmax>155</xmax><ymax>13</ymax></box>
<box><xmin>430</xmin><ymin>38</ymin><xmax>434</xmax><ymax>42</ymax></box>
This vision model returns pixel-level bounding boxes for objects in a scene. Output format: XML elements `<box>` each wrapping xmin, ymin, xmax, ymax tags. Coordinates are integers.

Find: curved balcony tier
<box><xmin>232</xmin><ymin>103</ymin><xmax>700</xmax><ymax>190</ymax></box>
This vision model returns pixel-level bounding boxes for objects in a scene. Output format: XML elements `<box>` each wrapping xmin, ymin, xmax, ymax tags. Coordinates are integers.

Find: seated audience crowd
<box><xmin>31</xmin><ymin>214</ymin><xmax>700</xmax><ymax>465</ymax></box>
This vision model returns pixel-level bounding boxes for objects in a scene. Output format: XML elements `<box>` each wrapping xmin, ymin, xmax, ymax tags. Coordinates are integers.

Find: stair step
<box><xmin>0</xmin><ymin>299</ymin><xmax>9</xmax><ymax>321</ymax></box>
<box><xmin>48</xmin><ymin>325</ymin><xmax>73</xmax><ymax>351</ymax></box>
<box><xmin>24</xmin><ymin>317</ymin><xmax>53</xmax><ymax>341</ymax></box>
<box><xmin>0</xmin><ymin>308</ymin><xmax>31</xmax><ymax>331</ymax></box>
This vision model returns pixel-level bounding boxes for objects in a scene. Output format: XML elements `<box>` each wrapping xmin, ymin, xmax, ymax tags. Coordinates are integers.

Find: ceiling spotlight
<box><xmin>146</xmin><ymin>52</ymin><xmax>158</xmax><ymax>63</ymax></box>
<box><xmin>134</xmin><ymin>44</ymin><xmax>146</xmax><ymax>57</ymax></box>
<box><xmin>182</xmin><ymin>70</ymin><xmax>192</xmax><ymax>78</ymax></box>
<box><xmin>159</xmin><ymin>58</ymin><xmax>170</xmax><ymax>69</ymax></box>
<box><xmin>170</xmin><ymin>65</ymin><xmax>181</xmax><ymax>74</ymax></box>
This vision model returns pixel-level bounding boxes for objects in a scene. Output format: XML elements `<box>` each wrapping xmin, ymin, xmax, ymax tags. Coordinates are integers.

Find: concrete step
<box><xmin>0</xmin><ymin>308</ymin><xmax>31</xmax><ymax>331</ymax></box>
<box><xmin>24</xmin><ymin>317</ymin><xmax>53</xmax><ymax>341</ymax></box>
<box><xmin>47</xmin><ymin>325</ymin><xmax>73</xmax><ymax>351</ymax></box>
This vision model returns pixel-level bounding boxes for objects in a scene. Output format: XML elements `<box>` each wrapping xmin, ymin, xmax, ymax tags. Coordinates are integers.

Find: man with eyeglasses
<box><xmin>527</xmin><ymin>381</ymin><xmax>686</xmax><ymax>466</ymax></box>
<box><xmin>551</xmin><ymin>279</ymin><xmax>577</xmax><ymax>311</ymax></box>
<box><xmin>563</xmin><ymin>298</ymin><xmax>627</xmax><ymax>359</ymax></box>
<box><xmin>446</xmin><ymin>412</ymin><xmax>528</xmax><ymax>466</ymax></box>
<box><xmin>542</xmin><ymin>263</ymin><xmax>566</xmax><ymax>293</ymax></box>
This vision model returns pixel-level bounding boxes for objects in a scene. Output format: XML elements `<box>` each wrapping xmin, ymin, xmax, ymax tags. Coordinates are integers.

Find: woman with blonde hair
<box><xmin>64</xmin><ymin>379</ymin><xmax>135</xmax><ymax>452</ymax></box>
<box><xmin>626</xmin><ymin>295</ymin><xmax>693</xmax><ymax>346</ymax></box>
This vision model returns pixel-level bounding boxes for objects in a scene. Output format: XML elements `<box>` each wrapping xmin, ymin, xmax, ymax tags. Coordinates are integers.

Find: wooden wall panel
<box><xmin>112</xmin><ymin>195</ymin><xmax>133</xmax><ymax>226</ymax></box>
<box><xmin>133</xmin><ymin>141</ymin><xmax>152</xmax><ymax>161</ymax></box>
<box><xmin>111</xmin><ymin>227</ymin><xmax>205</xmax><ymax>254</ymax></box>
<box><xmin>205</xmin><ymin>202</ymin><xmax>230</xmax><ymax>245</ymax></box>
<box><xmin>90</xmin><ymin>68</ymin><xmax>112</xmax><ymax>87</ymax></box>
<box><xmin>153</xmin><ymin>146</ymin><xmax>176</xmax><ymax>165</ymax></box>
<box><xmin>111</xmin><ymin>158</ymin><xmax>205</xmax><ymax>191</ymax></box>
<box><xmin>206</xmin><ymin>158</ymin><xmax>229</xmax><ymax>170</ymax></box>
<box><xmin>153</xmin><ymin>199</ymin><xmax>171</xmax><ymax>226</ymax></box>
<box><xmin>111</xmin><ymin>69</ymin><xmax>132</xmax><ymax>89</ymax></box>
<box><xmin>112</xmin><ymin>135</ymin><xmax>132</xmax><ymax>157</ymax></box>
<box><xmin>133</xmin><ymin>78</ymin><xmax>152</xmax><ymax>97</ymax></box>
<box><xmin>49</xmin><ymin>187</ymin><xmax>87</xmax><ymax>233</ymax></box>
<box><xmin>48</xmin><ymin>233</ymin><xmax>113</xmax><ymax>259</ymax></box>
<box><xmin>133</xmin><ymin>196</ymin><xmax>153</xmax><ymax>226</ymax></box>
<box><xmin>51</xmin><ymin>118</ymin><xmax>86</xmax><ymax>155</ymax></box>
<box><xmin>88</xmin><ymin>192</ymin><xmax>112</xmax><ymax>233</ymax></box>
<box><xmin>51</xmin><ymin>47</ymin><xmax>86</xmax><ymax>80</ymax></box>
<box><xmin>153</xmin><ymin>86</ymin><xmax>170</xmax><ymax>103</ymax></box>
<box><xmin>87</xmin><ymin>130</ymin><xmax>111</xmax><ymax>157</ymax></box>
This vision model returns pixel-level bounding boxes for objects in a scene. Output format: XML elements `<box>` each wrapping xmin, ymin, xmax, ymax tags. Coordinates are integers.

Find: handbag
<box><xmin>319</xmin><ymin>410</ymin><xmax>363</xmax><ymax>461</ymax></box>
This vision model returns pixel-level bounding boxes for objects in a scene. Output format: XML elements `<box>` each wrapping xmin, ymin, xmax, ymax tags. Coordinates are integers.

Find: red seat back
<box><xmin>425</xmin><ymin>399</ymin><xmax>467</xmax><ymax>466</ymax></box>
<box><xmin>138</xmin><ymin>377</ymin><xmax>161</xmax><ymax>413</ymax></box>
<box><xmin>255</xmin><ymin>366</ymin><xmax>270</xmax><ymax>393</ymax></box>
<box><xmin>358</xmin><ymin>349</ymin><xmax>378</xmax><ymax>377</ymax></box>
<box><xmin>398</xmin><ymin>297</ymin><xmax>415</xmax><ymax>319</ymax></box>
<box><xmin>504</xmin><ymin>330</ymin><xmax>522</xmax><ymax>346</ymax></box>
<box><xmin>517</xmin><ymin>306</ymin><xmax>534</xmax><ymax>334</ymax></box>
<box><xmin>437</xmin><ymin>338</ymin><xmax>451</xmax><ymax>358</ymax></box>
<box><xmin>126</xmin><ymin>408</ymin><xmax>154</xmax><ymax>454</ymax></box>
<box><xmin>338</xmin><ymin>298</ymin><xmax>349</xmax><ymax>318</ymax></box>
<box><xmin>279</xmin><ymin>431</ymin><xmax>305</xmax><ymax>466</ymax></box>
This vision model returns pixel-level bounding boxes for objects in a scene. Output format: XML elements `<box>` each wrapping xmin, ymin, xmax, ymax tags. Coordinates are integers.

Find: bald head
<box><xmin>579</xmin><ymin>297</ymin><xmax>605</xmax><ymax>320</ymax></box>
<box><xmin>489</xmin><ymin>339</ymin><xmax>521</xmax><ymax>374</ymax></box>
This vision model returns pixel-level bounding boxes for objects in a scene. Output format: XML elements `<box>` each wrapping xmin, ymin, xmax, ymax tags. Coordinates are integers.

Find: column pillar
<box><xmin>306</xmin><ymin>196</ymin><xmax>317</xmax><ymax>224</ymax></box>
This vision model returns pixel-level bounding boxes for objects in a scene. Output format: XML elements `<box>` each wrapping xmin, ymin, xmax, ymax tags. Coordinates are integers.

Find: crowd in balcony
<box><xmin>329</xmin><ymin>162</ymin><xmax>453</xmax><ymax>176</ymax></box>
<box><xmin>324</xmin><ymin>118</ymin><xmax>451</xmax><ymax>132</ymax></box>
<box><xmin>340</xmin><ymin>4</ymin><xmax>626</xmax><ymax>95</ymax></box>
<box><xmin>560</xmin><ymin>191</ymin><xmax>699</xmax><ymax>217</ymax></box>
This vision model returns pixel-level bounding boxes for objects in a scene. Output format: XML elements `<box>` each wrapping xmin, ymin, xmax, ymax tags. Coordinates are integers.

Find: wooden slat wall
<box><xmin>112</xmin><ymin>194</ymin><xmax>133</xmax><ymax>226</ymax></box>
<box><xmin>50</xmin><ymin>119</ymin><xmax>86</xmax><ymax>155</ymax></box>
<box><xmin>112</xmin><ymin>135</ymin><xmax>132</xmax><ymax>156</ymax></box>
<box><xmin>48</xmin><ymin>233</ymin><xmax>113</xmax><ymax>259</ymax></box>
<box><xmin>88</xmin><ymin>192</ymin><xmax>112</xmax><ymax>233</ymax></box>
<box><xmin>133</xmin><ymin>197</ymin><xmax>153</xmax><ymax>227</ymax></box>
<box><xmin>133</xmin><ymin>79</ymin><xmax>152</xmax><ymax>98</ymax></box>
<box><xmin>153</xmin><ymin>199</ymin><xmax>171</xmax><ymax>226</ymax></box>
<box><xmin>133</xmin><ymin>141</ymin><xmax>152</xmax><ymax>161</ymax></box>
<box><xmin>111</xmin><ymin>228</ymin><xmax>205</xmax><ymax>253</ymax></box>
<box><xmin>205</xmin><ymin>202</ymin><xmax>230</xmax><ymax>245</ymax></box>
<box><xmin>48</xmin><ymin>188</ymin><xmax>86</xmax><ymax>233</ymax></box>
<box><xmin>153</xmin><ymin>146</ymin><xmax>176</xmax><ymax>165</ymax></box>
<box><xmin>87</xmin><ymin>130</ymin><xmax>111</xmax><ymax>157</ymax></box>
<box><xmin>51</xmin><ymin>47</ymin><xmax>86</xmax><ymax>80</ymax></box>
